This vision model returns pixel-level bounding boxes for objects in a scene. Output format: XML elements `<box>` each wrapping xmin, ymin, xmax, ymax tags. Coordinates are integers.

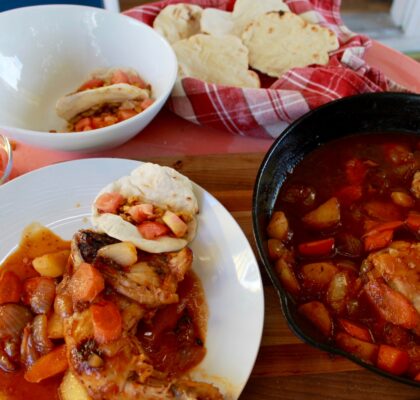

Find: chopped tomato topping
<box><xmin>137</xmin><ymin>221</ymin><xmax>170</xmax><ymax>240</ymax></box>
<box><xmin>129</xmin><ymin>204</ymin><xmax>154</xmax><ymax>223</ymax></box>
<box><xmin>111</xmin><ymin>69</ymin><xmax>130</xmax><ymax>84</ymax></box>
<box><xmin>129</xmin><ymin>74</ymin><xmax>147</xmax><ymax>88</ymax></box>
<box><xmin>78</xmin><ymin>78</ymin><xmax>104</xmax><ymax>92</ymax></box>
<box><xmin>118</xmin><ymin>109</ymin><xmax>138</xmax><ymax>121</ymax></box>
<box><xmin>141</xmin><ymin>98</ymin><xmax>154</xmax><ymax>110</ymax></box>
<box><xmin>91</xmin><ymin>301</ymin><xmax>122</xmax><ymax>344</ymax></box>
<box><xmin>95</xmin><ymin>192</ymin><xmax>124</xmax><ymax>214</ymax></box>
<box><xmin>74</xmin><ymin>117</ymin><xmax>93</xmax><ymax>132</ymax></box>
<box><xmin>298</xmin><ymin>238</ymin><xmax>335</xmax><ymax>257</ymax></box>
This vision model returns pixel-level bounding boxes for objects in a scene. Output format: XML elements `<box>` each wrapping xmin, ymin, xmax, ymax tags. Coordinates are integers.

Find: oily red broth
<box><xmin>268</xmin><ymin>133</ymin><xmax>420</xmax><ymax>380</ymax></box>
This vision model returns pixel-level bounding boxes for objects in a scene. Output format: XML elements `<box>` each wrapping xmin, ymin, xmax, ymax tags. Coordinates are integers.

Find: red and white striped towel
<box><xmin>124</xmin><ymin>0</ymin><xmax>404</xmax><ymax>139</ymax></box>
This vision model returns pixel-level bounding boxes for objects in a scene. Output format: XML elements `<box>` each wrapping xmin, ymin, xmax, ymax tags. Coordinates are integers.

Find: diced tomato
<box><xmin>137</xmin><ymin>221</ymin><xmax>170</xmax><ymax>240</ymax></box>
<box><xmin>377</xmin><ymin>345</ymin><xmax>409</xmax><ymax>375</ymax></box>
<box><xmin>103</xmin><ymin>114</ymin><xmax>118</xmax><ymax>126</ymax></box>
<box><xmin>74</xmin><ymin>117</ymin><xmax>93</xmax><ymax>132</ymax></box>
<box><xmin>406</xmin><ymin>212</ymin><xmax>420</xmax><ymax>233</ymax></box>
<box><xmin>0</xmin><ymin>271</ymin><xmax>22</xmax><ymax>304</ymax></box>
<box><xmin>91</xmin><ymin>301</ymin><xmax>122</xmax><ymax>344</ymax></box>
<box><xmin>111</xmin><ymin>69</ymin><xmax>130</xmax><ymax>84</ymax></box>
<box><xmin>141</xmin><ymin>98</ymin><xmax>154</xmax><ymax>110</ymax></box>
<box><xmin>363</xmin><ymin>220</ymin><xmax>404</xmax><ymax>237</ymax></box>
<box><xmin>364</xmin><ymin>280</ymin><xmax>419</xmax><ymax>329</ymax></box>
<box><xmin>345</xmin><ymin>158</ymin><xmax>367</xmax><ymax>185</ymax></box>
<box><xmin>91</xmin><ymin>116</ymin><xmax>105</xmax><ymax>129</ymax></box>
<box><xmin>128</xmin><ymin>74</ymin><xmax>147</xmax><ymax>88</ymax></box>
<box><xmin>339</xmin><ymin>319</ymin><xmax>372</xmax><ymax>343</ymax></box>
<box><xmin>24</xmin><ymin>345</ymin><xmax>68</xmax><ymax>383</ymax></box>
<box><xmin>118</xmin><ymin>109</ymin><xmax>138</xmax><ymax>121</ymax></box>
<box><xmin>68</xmin><ymin>263</ymin><xmax>104</xmax><ymax>303</ymax></box>
<box><xmin>77</xmin><ymin>78</ymin><xmax>104</xmax><ymax>92</ymax></box>
<box><xmin>95</xmin><ymin>192</ymin><xmax>124</xmax><ymax>214</ymax></box>
<box><xmin>298</xmin><ymin>238</ymin><xmax>335</xmax><ymax>257</ymax></box>
<box><xmin>128</xmin><ymin>204</ymin><xmax>154</xmax><ymax>223</ymax></box>
<box><xmin>363</xmin><ymin>230</ymin><xmax>393</xmax><ymax>252</ymax></box>
<box><xmin>335</xmin><ymin>185</ymin><xmax>363</xmax><ymax>207</ymax></box>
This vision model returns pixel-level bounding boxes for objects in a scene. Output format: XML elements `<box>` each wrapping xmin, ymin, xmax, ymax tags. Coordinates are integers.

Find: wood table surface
<box><xmin>141</xmin><ymin>152</ymin><xmax>420</xmax><ymax>400</ymax></box>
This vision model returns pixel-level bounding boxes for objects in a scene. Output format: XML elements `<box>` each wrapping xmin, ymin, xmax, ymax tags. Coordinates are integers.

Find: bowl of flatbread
<box><xmin>0</xmin><ymin>5</ymin><xmax>177</xmax><ymax>152</ymax></box>
<box><xmin>124</xmin><ymin>0</ymin><xmax>383</xmax><ymax>138</ymax></box>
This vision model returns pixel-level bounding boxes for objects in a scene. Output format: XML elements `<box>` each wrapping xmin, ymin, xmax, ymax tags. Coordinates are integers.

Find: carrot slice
<box><xmin>406</xmin><ymin>212</ymin><xmax>420</xmax><ymax>233</ymax></box>
<box><xmin>335</xmin><ymin>332</ymin><xmax>378</xmax><ymax>364</ymax></box>
<box><xmin>137</xmin><ymin>221</ymin><xmax>170</xmax><ymax>240</ymax></box>
<box><xmin>298</xmin><ymin>238</ymin><xmax>335</xmax><ymax>257</ymax></box>
<box><xmin>91</xmin><ymin>301</ymin><xmax>122</xmax><ymax>344</ymax></box>
<box><xmin>363</xmin><ymin>230</ymin><xmax>393</xmax><ymax>252</ymax></box>
<box><xmin>363</xmin><ymin>220</ymin><xmax>404</xmax><ymax>237</ymax></box>
<box><xmin>339</xmin><ymin>319</ymin><xmax>372</xmax><ymax>343</ymax></box>
<box><xmin>24</xmin><ymin>344</ymin><xmax>68</xmax><ymax>383</ymax></box>
<box><xmin>364</xmin><ymin>280</ymin><xmax>419</xmax><ymax>329</ymax></box>
<box><xmin>68</xmin><ymin>263</ymin><xmax>104</xmax><ymax>303</ymax></box>
<box><xmin>377</xmin><ymin>345</ymin><xmax>409</xmax><ymax>375</ymax></box>
<box><xmin>0</xmin><ymin>271</ymin><xmax>22</xmax><ymax>304</ymax></box>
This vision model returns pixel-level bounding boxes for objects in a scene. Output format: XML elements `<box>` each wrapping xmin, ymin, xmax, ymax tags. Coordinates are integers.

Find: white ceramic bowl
<box><xmin>0</xmin><ymin>5</ymin><xmax>177</xmax><ymax>152</ymax></box>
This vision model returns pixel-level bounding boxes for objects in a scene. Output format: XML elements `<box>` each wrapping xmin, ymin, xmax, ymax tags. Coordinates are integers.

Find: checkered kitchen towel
<box><xmin>124</xmin><ymin>0</ymin><xmax>404</xmax><ymax>138</ymax></box>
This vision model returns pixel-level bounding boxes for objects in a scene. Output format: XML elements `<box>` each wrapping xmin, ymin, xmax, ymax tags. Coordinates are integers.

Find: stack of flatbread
<box><xmin>153</xmin><ymin>0</ymin><xmax>339</xmax><ymax>88</ymax></box>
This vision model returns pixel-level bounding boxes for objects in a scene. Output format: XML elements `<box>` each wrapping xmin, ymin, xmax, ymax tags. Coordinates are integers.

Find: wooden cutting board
<box><xmin>142</xmin><ymin>153</ymin><xmax>419</xmax><ymax>400</ymax></box>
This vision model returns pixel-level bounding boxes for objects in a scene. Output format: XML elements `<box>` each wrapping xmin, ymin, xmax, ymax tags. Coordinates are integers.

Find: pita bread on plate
<box><xmin>92</xmin><ymin>163</ymin><xmax>199</xmax><ymax>254</ymax></box>
<box><xmin>241</xmin><ymin>11</ymin><xmax>339</xmax><ymax>78</ymax></box>
<box><xmin>172</xmin><ymin>33</ymin><xmax>260</xmax><ymax>88</ymax></box>
<box><xmin>153</xmin><ymin>3</ymin><xmax>203</xmax><ymax>44</ymax></box>
<box><xmin>232</xmin><ymin>0</ymin><xmax>290</xmax><ymax>36</ymax></box>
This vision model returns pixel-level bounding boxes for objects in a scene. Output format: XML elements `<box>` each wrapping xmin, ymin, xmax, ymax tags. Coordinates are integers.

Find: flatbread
<box><xmin>153</xmin><ymin>3</ymin><xmax>203</xmax><ymax>44</ymax></box>
<box><xmin>241</xmin><ymin>11</ymin><xmax>339</xmax><ymax>77</ymax></box>
<box><xmin>200</xmin><ymin>8</ymin><xmax>235</xmax><ymax>37</ymax></box>
<box><xmin>172</xmin><ymin>34</ymin><xmax>260</xmax><ymax>88</ymax></box>
<box><xmin>232</xmin><ymin>0</ymin><xmax>290</xmax><ymax>36</ymax></box>
<box><xmin>92</xmin><ymin>163</ymin><xmax>199</xmax><ymax>254</ymax></box>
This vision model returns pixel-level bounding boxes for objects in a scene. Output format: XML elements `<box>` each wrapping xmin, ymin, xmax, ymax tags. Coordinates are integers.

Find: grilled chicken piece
<box><xmin>363</xmin><ymin>241</ymin><xmax>420</xmax><ymax>313</ymax></box>
<box><xmin>71</xmin><ymin>230</ymin><xmax>193</xmax><ymax>308</ymax></box>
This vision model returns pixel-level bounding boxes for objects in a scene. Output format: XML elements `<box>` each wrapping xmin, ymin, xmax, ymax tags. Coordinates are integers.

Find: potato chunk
<box><xmin>59</xmin><ymin>370</ymin><xmax>91</xmax><ymax>400</ymax></box>
<box><xmin>267</xmin><ymin>211</ymin><xmax>289</xmax><ymax>241</ymax></box>
<box><xmin>298</xmin><ymin>301</ymin><xmax>332</xmax><ymax>337</ymax></box>
<box><xmin>32</xmin><ymin>250</ymin><xmax>70</xmax><ymax>277</ymax></box>
<box><xmin>301</xmin><ymin>262</ymin><xmax>337</xmax><ymax>289</ymax></box>
<box><xmin>47</xmin><ymin>312</ymin><xmax>64</xmax><ymax>339</ymax></box>
<box><xmin>275</xmin><ymin>259</ymin><xmax>300</xmax><ymax>296</ymax></box>
<box><xmin>97</xmin><ymin>242</ymin><xmax>137</xmax><ymax>266</ymax></box>
<box><xmin>302</xmin><ymin>197</ymin><xmax>340</xmax><ymax>229</ymax></box>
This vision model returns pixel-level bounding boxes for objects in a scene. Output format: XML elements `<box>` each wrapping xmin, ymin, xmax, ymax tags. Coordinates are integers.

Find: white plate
<box><xmin>0</xmin><ymin>158</ymin><xmax>264</xmax><ymax>399</ymax></box>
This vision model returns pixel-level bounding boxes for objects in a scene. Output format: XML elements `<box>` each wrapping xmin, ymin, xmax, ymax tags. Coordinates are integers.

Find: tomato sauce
<box><xmin>137</xmin><ymin>270</ymin><xmax>208</xmax><ymax>377</ymax></box>
<box><xmin>0</xmin><ymin>224</ymin><xmax>69</xmax><ymax>399</ymax></box>
<box><xmin>269</xmin><ymin>133</ymin><xmax>420</xmax><ymax>379</ymax></box>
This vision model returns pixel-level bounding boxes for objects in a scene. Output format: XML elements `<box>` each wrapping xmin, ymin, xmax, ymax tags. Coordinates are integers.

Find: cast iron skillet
<box><xmin>252</xmin><ymin>92</ymin><xmax>420</xmax><ymax>387</ymax></box>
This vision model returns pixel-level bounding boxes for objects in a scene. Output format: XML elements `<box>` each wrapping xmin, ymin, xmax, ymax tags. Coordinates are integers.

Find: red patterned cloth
<box><xmin>124</xmin><ymin>0</ymin><xmax>404</xmax><ymax>138</ymax></box>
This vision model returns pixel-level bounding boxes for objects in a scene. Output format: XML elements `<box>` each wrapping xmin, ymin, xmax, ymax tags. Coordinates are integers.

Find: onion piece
<box><xmin>23</xmin><ymin>277</ymin><xmax>56</xmax><ymax>314</ymax></box>
<box><xmin>0</xmin><ymin>304</ymin><xmax>32</xmax><ymax>339</ymax></box>
<box><xmin>0</xmin><ymin>346</ymin><xmax>16</xmax><ymax>372</ymax></box>
<box><xmin>20</xmin><ymin>326</ymin><xmax>39</xmax><ymax>368</ymax></box>
<box><xmin>32</xmin><ymin>315</ymin><xmax>54</xmax><ymax>356</ymax></box>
